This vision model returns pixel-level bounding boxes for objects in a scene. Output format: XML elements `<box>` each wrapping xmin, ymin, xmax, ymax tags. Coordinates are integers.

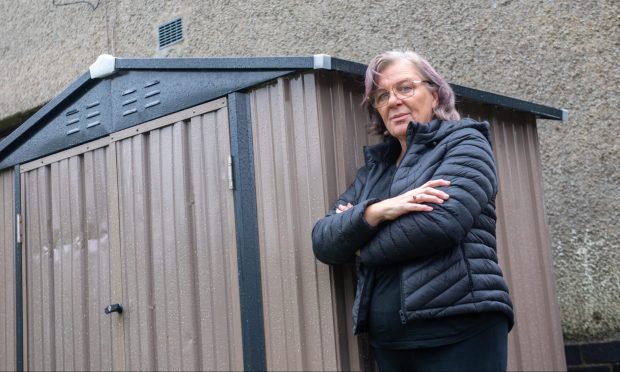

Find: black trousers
<box><xmin>371</xmin><ymin>319</ymin><xmax>509</xmax><ymax>372</ymax></box>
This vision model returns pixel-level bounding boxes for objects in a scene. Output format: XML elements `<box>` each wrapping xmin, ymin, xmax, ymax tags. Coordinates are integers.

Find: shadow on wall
<box><xmin>0</xmin><ymin>104</ymin><xmax>45</xmax><ymax>142</ymax></box>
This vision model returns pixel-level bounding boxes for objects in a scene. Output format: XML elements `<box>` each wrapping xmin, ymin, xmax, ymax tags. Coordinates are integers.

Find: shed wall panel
<box><xmin>250</xmin><ymin>72</ymin><xmax>379</xmax><ymax>371</ymax></box>
<box><xmin>0</xmin><ymin>169</ymin><xmax>16</xmax><ymax>372</ymax></box>
<box><xmin>463</xmin><ymin>103</ymin><xmax>566</xmax><ymax>371</ymax></box>
<box><xmin>22</xmin><ymin>147</ymin><xmax>115</xmax><ymax>371</ymax></box>
<box><xmin>115</xmin><ymin>106</ymin><xmax>243</xmax><ymax>371</ymax></box>
<box><xmin>314</xmin><ymin>72</ymin><xmax>381</xmax><ymax>371</ymax></box>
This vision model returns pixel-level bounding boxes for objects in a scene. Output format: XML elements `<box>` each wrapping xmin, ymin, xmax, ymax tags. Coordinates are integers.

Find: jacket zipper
<box><xmin>399</xmin><ymin>269</ymin><xmax>407</xmax><ymax>324</ymax></box>
<box><xmin>391</xmin><ymin>145</ymin><xmax>419</xmax><ymax>325</ymax></box>
<box><xmin>388</xmin><ymin>163</ymin><xmax>399</xmax><ymax>198</ymax></box>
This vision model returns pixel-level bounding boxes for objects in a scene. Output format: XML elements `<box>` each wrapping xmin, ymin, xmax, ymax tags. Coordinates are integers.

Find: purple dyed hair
<box><xmin>362</xmin><ymin>50</ymin><xmax>460</xmax><ymax>135</ymax></box>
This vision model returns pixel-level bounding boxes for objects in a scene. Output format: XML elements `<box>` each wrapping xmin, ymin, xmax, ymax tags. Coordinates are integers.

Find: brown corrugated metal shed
<box><xmin>0</xmin><ymin>55</ymin><xmax>567</xmax><ymax>371</ymax></box>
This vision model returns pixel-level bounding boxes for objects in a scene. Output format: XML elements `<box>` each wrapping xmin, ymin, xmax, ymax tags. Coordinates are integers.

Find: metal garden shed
<box><xmin>0</xmin><ymin>54</ymin><xmax>567</xmax><ymax>371</ymax></box>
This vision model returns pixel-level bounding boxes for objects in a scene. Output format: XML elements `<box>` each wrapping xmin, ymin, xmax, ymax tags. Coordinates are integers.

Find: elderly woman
<box><xmin>312</xmin><ymin>50</ymin><xmax>514</xmax><ymax>371</ymax></box>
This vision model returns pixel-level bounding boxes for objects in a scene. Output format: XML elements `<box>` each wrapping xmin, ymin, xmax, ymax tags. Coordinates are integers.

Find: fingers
<box><xmin>380</xmin><ymin>197</ymin><xmax>434</xmax><ymax>220</ymax></box>
<box><xmin>407</xmin><ymin>179</ymin><xmax>451</xmax><ymax>205</ymax></box>
<box><xmin>408</xmin><ymin>203</ymin><xmax>433</xmax><ymax>212</ymax></box>
<box><xmin>412</xmin><ymin>192</ymin><xmax>446</xmax><ymax>205</ymax></box>
<box><xmin>336</xmin><ymin>202</ymin><xmax>353</xmax><ymax>213</ymax></box>
<box><xmin>399</xmin><ymin>199</ymin><xmax>433</xmax><ymax>214</ymax></box>
<box><xmin>417</xmin><ymin>187</ymin><xmax>450</xmax><ymax>201</ymax></box>
<box><xmin>422</xmin><ymin>179</ymin><xmax>451</xmax><ymax>189</ymax></box>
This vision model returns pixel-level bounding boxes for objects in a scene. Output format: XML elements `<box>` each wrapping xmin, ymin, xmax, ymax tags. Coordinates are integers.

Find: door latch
<box><xmin>104</xmin><ymin>303</ymin><xmax>123</xmax><ymax>315</ymax></box>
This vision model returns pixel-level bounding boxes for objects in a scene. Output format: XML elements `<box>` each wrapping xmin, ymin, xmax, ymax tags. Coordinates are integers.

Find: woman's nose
<box><xmin>387</xmin><ymin>91</ymin><xmax>403</xmax><ymax>106</ymax></box>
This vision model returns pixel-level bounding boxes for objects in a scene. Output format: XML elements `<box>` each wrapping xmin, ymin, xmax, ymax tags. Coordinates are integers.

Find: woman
<box><xmin>312</xmin><ymin>50</ymin><xmax>514</xmax><ymax>371</ymax></box>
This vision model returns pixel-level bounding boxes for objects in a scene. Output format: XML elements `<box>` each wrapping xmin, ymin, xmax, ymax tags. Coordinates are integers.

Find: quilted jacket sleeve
<box><xmin>360</xmin><ymin>130</ymin><xmax>498</xmax><ymax>265</ymax></box>
<box><xmin>312</xmin><ymin>166</ymin><xmax>381</xmax><ymax>265</ymax></box>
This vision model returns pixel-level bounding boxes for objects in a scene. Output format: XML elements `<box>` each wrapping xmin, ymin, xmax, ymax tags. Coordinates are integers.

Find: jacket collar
<box><xmin>363</xmin><ymin>137</ymin><xmax>400</xmax><ymax>165</ymax></box>
<box><xmin>363</xmin><ymin>119</ymin><xmax>444</xmax><ymax>165</ymax></box>
<box><xmin>363</xmin><ymin>118</ymin><xmax>491</xmax><ymax>165</ymax></box>
<box><xmin>406</xmin><ymin>118</ymin><xmax>443</xmax><ymax>147</ymax></box>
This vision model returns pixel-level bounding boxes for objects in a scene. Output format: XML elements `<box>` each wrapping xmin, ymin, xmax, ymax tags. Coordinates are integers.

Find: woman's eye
<box><xmin>397</xmin><ymin>84</ymin><xmax>414</xmax><ymax>94</ymax></box>
<box><xmin>376</xmin><ymin>92</ymin><xmax>389</xmax><ymax>102</ymax></box>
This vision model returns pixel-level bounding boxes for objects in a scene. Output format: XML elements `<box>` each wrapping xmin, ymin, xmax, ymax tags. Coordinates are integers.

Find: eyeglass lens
<box><xmin>373</xmin><ymin>80</ymin><xmax>422</xmax><ymax>108</ymax></box>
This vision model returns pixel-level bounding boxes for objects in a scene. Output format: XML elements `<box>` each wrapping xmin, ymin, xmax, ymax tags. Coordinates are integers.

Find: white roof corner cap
<box><xmin>561</xmin><ymin>108</ymin><xmax>569</xmax><ymax>122</ymax></box>
<box><xmin>313</xmin><ymin>54</ymin><xmax>332</xmax><ymax>70</ymax></box>
<box><xmin>89</xmin><ymin>54</ymin><xmax>116</xmax><ymax>79</ymax></box>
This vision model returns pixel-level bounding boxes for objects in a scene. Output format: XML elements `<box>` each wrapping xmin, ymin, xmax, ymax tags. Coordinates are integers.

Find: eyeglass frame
<box><xmin>370</xmin><ymin>79</ymin><xmax>434</xmax><ymax>108</ymax></box>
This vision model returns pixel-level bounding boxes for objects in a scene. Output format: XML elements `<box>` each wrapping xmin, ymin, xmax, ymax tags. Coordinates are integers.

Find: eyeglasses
<box><xmin>370</xmin><ymin>79</ymin><xmax>432</xmax><ymax>108</ymax></box>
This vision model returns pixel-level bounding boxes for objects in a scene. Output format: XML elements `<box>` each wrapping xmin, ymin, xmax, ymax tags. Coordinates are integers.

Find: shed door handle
<box><xmin>104</xmin><ymin>304</ymin><xmax>123</xmax><ymax>315</ymax></box>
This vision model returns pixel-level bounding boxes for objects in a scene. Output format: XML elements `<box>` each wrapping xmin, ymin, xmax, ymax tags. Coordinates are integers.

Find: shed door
<box><xmin>20</xmin><ymin>98</ymin><xmax>243</xmax><ymax>371</ymax></box>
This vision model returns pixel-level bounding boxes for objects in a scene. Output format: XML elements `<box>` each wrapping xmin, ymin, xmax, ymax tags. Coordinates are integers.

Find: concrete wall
<box><xmin>0</xmin><ymin>0</ymin><xmax>617</xmax><ymax>344</ymax></box>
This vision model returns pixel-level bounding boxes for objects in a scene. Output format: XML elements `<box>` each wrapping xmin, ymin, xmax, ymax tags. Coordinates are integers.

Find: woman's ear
<box><xmin>432</xmin><ymin>91</ymin><xmax>439</xmax><ymax>109</ymax></box>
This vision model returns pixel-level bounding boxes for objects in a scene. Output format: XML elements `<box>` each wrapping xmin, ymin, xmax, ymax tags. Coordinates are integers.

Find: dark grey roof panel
<box><xmin>0</xmin><ymin>72</ymin><xmax>92</xmax><ymax>161</ymax></box>
<box><xmin>0</xmin><ymin>68</ymin><xmax>293</xmax><ymax>170</ymax></box>
<box><xmin>0</xmin><ymin>79</ymin><xmax>111</xmax><ymax>170</ymax></box>
<box><xmin>0</xmin><ymin>55</ymin><xmax>565</xmax><ymax>172</ymax></box>
<box><xmin>109</xmin><ymin>69</ymin><xmax>294</xmax><ymax>132</ymax></box>
<box><xmin>116</xmin><ymin>56</ymin><xmax>313</xmax><ymax>70</ymax></box>
<box><xmin>114</xmin><ymin>56</ymin><xmax>368</xmax><ymax>75</ymax></box>
<box><xmin>452</xmin><ymin>84</ymin><xmax>566</xmax><ymax>121</ymax></box>
<box><xmin>330</xmin><ymin>57</ymin><xmax>367</xmax><ymax>76</ymax></box>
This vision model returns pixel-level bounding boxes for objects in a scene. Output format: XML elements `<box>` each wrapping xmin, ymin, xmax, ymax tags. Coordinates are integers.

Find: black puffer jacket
<box><xmin>312</xmin><ymin>118</ymin><xmax>514</xmax><ymax>334</ymax></box>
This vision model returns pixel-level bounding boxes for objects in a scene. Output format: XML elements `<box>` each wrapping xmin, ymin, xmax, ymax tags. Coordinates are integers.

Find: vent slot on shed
<box><xmin>158</xmin><ymin>17</ymin><xmax>183</xmax><ymax>49</ymax></box>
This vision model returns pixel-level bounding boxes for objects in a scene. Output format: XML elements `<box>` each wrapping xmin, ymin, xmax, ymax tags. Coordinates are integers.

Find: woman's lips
<box><xmin>390</xmin><ymin>113</ymin><xmax>410</xmax><ymax>121</ymax></box>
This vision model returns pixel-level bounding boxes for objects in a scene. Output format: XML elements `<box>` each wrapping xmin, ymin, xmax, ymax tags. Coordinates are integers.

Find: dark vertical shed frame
<box><xmin>14</xmin><ymin>165</ymin><xmax>23</xmax><ymax>372</ymax></box>
<box><xmin>0</xmin><ymin>54</ymin><xmax>567</xmax><ymax>371</ymax></box>
<box><xmin>227</xmin><ymin>92</ymin><xmax>266</xmax><ymax>371</ymax></box>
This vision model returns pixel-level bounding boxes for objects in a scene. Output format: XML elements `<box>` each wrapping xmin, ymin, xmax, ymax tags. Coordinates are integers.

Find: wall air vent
<box><xmin>158</xmin><ymin>17</ymin><xmax>183</xmax><ymax>49</ymax></box>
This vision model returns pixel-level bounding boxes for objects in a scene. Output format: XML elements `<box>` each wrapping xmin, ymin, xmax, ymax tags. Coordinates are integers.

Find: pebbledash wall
<box><xmin>0</xmin><ymin>0</ymin><xmax>617</xmax><ymax>369</ymax></box>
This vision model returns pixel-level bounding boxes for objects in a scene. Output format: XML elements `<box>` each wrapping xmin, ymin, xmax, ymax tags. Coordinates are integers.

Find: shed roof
<box><xmin>0</xmin><ymin>54</ymin><xmax>566</xmax><ymax>171</ymax></box>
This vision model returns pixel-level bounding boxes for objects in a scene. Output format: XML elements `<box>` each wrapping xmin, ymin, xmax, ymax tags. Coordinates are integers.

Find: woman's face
<box><xmin>375</xmin><ymin>60</ymin><xmax>438</xmax><ymax>141</ymax></box>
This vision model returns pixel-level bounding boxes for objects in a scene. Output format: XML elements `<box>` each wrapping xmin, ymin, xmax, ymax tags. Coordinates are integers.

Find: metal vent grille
<box><xmin>158</xmin><ymin>17</ymin><xmax>183</xmax><ymax>48</ymax></box>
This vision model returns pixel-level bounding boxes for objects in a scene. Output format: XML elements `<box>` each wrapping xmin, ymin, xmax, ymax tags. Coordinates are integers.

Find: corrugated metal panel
<box><xmin>463</xmin><ymin>103</ymin><xmax>566</xmax><ymax>371</ymax></box>
<box><xmin>314</xmin><ymin>71</ymin><xmax>381</xmax><ymax>371</ymax></box>
<box><xmin>115</xmin><ymin>104</ymin><xmax>243</xmax><ymax>371</ymax></box>
<box><xmin>22</xmin><ymin>147</ymin><xmax>116</xmax><ymax>371</ymax></box>
<box><xmin>0</xmin><ymin>169</ymin><xmax>16</xmax><ymax>372</ymax></box>
<box><xmin>250</xmin><ymin>71</ymin><xmax>379</xmax><ymax>371</ymax></box>
<box><xmin>20</xmin><ymin>99</ymin><xmax>242</xmax><ymax>371</ymax></box>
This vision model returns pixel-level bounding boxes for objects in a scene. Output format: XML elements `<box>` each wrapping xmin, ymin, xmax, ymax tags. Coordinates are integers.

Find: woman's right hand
<box><xmin>336</xmin><ymin>202</ymin><xmax>353</xmax><ymax>213</ymax></box>
<box><xmin>363</xmin><ymin>179</ymin><xmax>451</xmax><ymax>227</ymax></box>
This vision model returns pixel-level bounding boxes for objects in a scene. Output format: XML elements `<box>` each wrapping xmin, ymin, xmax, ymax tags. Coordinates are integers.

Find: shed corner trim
<box><xmin>313</xmin><ymin>54</ymin><xmax>332</xmax><ymax>70</ymax></box>
<box><xmin>89</xmin><ymin>54</ymin><xmax>117</xmax><ymax>79</ymax></box>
